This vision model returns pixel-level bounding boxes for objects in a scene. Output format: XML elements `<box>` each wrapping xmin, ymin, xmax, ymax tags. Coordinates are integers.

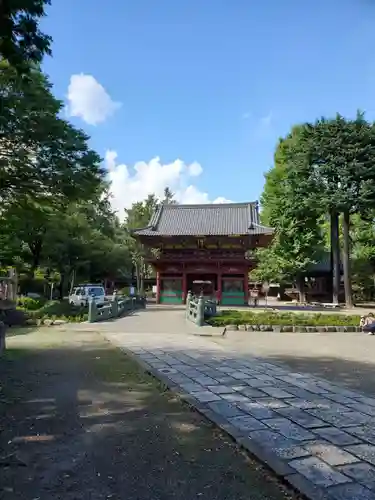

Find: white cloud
<box><xmin>105</xmin><ymin>151</ymin><xmax>231</xmax><ymax>218</ymax></box>
<box><xmin>66</xmin><ymin>74</ymin><xmax>121</xmax><ymax>125</ymax></box>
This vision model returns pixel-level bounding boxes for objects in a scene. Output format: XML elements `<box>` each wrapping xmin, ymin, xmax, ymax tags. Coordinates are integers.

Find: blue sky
<box><xmin>42</xmin><ymin>0</ymin><xmax>375</xmax><ymax>216</ymax></box>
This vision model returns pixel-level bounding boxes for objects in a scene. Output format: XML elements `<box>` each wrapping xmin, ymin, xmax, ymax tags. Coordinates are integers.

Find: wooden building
<box><xmin>133</xmin><ymin>202</ymin><xmax>273</xmax><ymax>305</ymax></box>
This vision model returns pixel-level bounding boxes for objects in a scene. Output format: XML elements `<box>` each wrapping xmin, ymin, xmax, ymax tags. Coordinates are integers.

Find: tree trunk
<box><xmin>342</xmin><ymin>210</ymin><xmax>353</xmax><ymax>308</ymax></box>
<box><xmin>69</xmin><ymin>269</ymin><xmax>76</xmax><ymax>295</ymax></box>
<box><xmin>330</xmin><ymin>211</ymin><xmax>340</xmax><ymax>304</ymax></box>
<box><xmin>58</xmin><ymin>272</ymin><xmax>65</xmax><ymax>300</ymax></box>
<box><xmin>296</xmin><ymin>276</ymin><xmax>306</xmax><ymax>303</ymax></box>
<box><xmin>28</xmin><ymin>237</ymin><xmax>44</xmax><ymax>278</ymax></box>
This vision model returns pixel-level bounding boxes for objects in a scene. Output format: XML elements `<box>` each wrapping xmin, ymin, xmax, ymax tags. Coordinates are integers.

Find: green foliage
<box><xmin>254</xmin><ymin>126</ymin><xmax>326</xmax><ymax>283</ymax></box>
<box><xmin>0</xmin><ymin>0</ymin><xmax>52</xmax><ymax>72</ymax></box>
<box><xmin>0</xmin><ymin>62</ymin><xmax>104</xmax><ymax>207</ymax></box>
<box><xmin>17</xmin><ymin>296</ymin><xmax>46</xmax><ymax>310</ymax></box>
<box><xmin>208</xmin><ymin>310</ymin><xmax>359</xmax><ymax>327</ymax></box>
<box><xmin>21</xmin><ymin>300</ymin><xmax>88</xmax><ymax>322</ymax></box>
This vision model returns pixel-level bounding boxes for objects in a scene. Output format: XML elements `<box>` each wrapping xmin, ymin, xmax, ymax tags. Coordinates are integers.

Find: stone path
<box><xmin>104</xmin><ymin>329</ymin><xmax>375</xmax><ymax>500</ymax></box>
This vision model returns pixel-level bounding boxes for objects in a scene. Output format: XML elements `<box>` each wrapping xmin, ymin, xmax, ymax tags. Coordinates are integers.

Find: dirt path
<box><xmin>0</xmin><ymin>328</ymin><xmax>296</xmax><ymax>500</ymax></box>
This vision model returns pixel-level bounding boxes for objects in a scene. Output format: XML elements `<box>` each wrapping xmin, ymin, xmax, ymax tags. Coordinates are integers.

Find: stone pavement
<box><xmin>103</xmin><ymin>328</ymin><xmax>375</xmax><ymax>500</ymax></box>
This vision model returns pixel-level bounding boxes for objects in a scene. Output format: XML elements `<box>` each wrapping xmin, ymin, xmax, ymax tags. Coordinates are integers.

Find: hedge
<box><xmin>207</xmin><ymin>310</ymin><xmax>360</xmax><ymax>327</ymax></box>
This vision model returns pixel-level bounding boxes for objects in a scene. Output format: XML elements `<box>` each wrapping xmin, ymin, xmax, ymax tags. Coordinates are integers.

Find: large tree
<box><xmin>255</xmin><ymin>127</ymin><xmax>326</xmax><ymax>300</ymax></box>
<box><xmin>0</xmin><ymin>62</ymin><xmax>104</xmax><ymax>208</ymax></box>
<box><xmin>0</xmin><ymin>0</ymin><xmax>52</xmax><ymax>72</ymax></box>
<box><xmin>294</xmin><ymin>113</ymin><xmax>375</xmax><ymax>306</ymax></box>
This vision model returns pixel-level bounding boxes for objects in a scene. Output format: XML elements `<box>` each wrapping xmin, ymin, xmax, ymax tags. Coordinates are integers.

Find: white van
<box><xmin>69</xmin><ymin>285</ymin><xmax>106</xmax><ymax>307</ymax></box>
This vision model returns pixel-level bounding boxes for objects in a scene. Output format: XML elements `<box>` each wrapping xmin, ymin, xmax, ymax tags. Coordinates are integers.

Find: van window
<box><xmin>88</xmin><ymin>287</ymin><xmax>104</xmax><ymax>297</ymax></box>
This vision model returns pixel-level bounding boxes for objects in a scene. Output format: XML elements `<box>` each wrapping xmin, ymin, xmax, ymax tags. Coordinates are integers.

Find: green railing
<box><xmin>88</xmin><ymin>295</ymin><xmax>146</xmax><ymax>323</ymax></box>
<box><xmin>186</xmin><ymin>291</ymin><xmax>217</xmax><ymax>327</ymax></box>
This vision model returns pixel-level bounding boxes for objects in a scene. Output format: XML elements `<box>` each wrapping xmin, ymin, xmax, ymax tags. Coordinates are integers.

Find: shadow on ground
<box><xmin>259</xmin><ymin>353</ymin><xmax>375</xmax><ymax>396</ymax></box>
<box><xmin>0</xmin><ymin>332</ymin><xmax>294</xmax><ymax>500</ymax></box>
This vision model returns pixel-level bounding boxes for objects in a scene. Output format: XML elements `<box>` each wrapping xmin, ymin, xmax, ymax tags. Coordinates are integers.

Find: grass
<box><xmin>207</xmin><ymin>309</ymin><xmax>360</xmax><ymax>327</ymax></box>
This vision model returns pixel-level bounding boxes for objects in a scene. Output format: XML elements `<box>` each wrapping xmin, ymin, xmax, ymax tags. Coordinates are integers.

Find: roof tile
<box><xmin>134</xmin><ymin>202</ymin><xmax>273</xmax><ymax>236</ymax></box>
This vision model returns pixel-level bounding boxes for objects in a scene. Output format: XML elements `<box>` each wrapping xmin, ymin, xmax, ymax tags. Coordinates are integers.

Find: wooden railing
<box><xmin>186</xmin><ymin>291</ymin><xmax>217</xmax><ymax>326</ymax></box>
<box><xmin>88</xmin><ymin>295</ymin><xmax>146</xmax><ymax>323</ymax></box>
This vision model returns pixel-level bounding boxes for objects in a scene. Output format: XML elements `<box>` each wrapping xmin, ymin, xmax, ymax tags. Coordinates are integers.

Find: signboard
<box><xmin>262</xmin><ymin>282</ymin><xmax>270</xmax><ymax>294</ymax></box>
<box><xmin>152</xmin><ymin>285</ymin><xmax>157</xmax><ymax>294</ymax></box>
<box><xmin>130</xmin><ymin>286</ymin><xmax>135</xmax><ymax>296</ymax></box>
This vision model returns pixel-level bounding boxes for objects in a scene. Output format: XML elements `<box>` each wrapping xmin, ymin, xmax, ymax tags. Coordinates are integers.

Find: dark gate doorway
<box><xmin>187</xmin><ymin>274</ymin><xmax>217</xmax><ymax>298</ymax></box>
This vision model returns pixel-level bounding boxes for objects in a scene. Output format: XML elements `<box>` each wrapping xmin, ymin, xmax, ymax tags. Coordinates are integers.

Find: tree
<box><xmin>0</xmin><ymin>62</ymin><xmax>105</xmax><ymax>207</ymax></box>
<box><xmin>124</xmin><ymin>195</ymin><xmax>158</xmax><ymax>293</ymax></box>
<box><xmin>163</xmin><ymin>186</ymin><xmax>177</xmax><ymax>204</ymax></box>
<box><xmin>255</xmin><ymin>127</ymin><xmax>326</xmax><ymax>301</ymax></box>
<box><xmin>0</xmin><ymin>0</ymin><xmax>52</xmax><ymax>72</ymax></box>
<box><xmin>295</xmin><ymin>113</ymin><xmax>375</xmax><ymax>306</ymax></box>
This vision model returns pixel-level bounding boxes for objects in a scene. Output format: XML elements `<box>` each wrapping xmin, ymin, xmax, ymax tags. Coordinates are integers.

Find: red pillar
<box><xmin>156</xmin><ymin>271</ymin><xmax>161</xmax><ymax>304</ymax></box>
<box><xmin>182</xmin><ymin>271</ymin><xmax>187</xmax><ymax>303</ymax></box>
<box><xmin>217</xmin><ymin>272</ymin><xmax>222</xmax><ymax>304</ymax></box>
<box><xmin>244</xmin><ymin>270</ymin><xmax>249</xmax><ymax>305</ymax></box>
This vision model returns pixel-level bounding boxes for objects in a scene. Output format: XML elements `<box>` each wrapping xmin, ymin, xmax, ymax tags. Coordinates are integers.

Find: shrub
<box><xmin>17</xmin><ymin>296</ymin><xmax>46</xmax><ymax>311</ymax></box>
<box><xmin>207</xmin><ymin>310</ymin><xmax>360</xmax><ymax>327</ymax></box>
<box><xmin>18</xmin><ymin>299</ymin><xmax>88</xmax><ymax>324</ymax></box>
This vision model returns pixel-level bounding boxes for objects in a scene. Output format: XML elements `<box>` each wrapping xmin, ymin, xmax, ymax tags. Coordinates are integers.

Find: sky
<box><xmin>41</xmin><ymin>0</ymin><xmax>375</xmax><ymax>218</ymax></box>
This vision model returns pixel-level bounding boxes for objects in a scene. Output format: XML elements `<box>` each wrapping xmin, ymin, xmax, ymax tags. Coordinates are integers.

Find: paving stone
<box><xmin>256</xmin><ymin>398</ymin><xmax>290</xmax><ymax>409</ymax></box>
<box><xmin>325</xmin><ymin>393</ymin><xmax>357</xmax><ymax>405</ymax></box>
<box><xmin>285</xmin><ymin>398</ymin><xmax>325</xmax><ymax>410</ymax></box>
<box><xmin>303</xmin><ymin>440</ymin><xmax>360</xmax><ymax>466</ymax></box>
<box><xmin>347</xmin><ymin>403</ymin><xmax>375</xmax><ymax>417</ymax></box>
<box><xmin>254</xmin><ymin>374</ymin><xmax>277</xmax><ymax>382</ymax></box>
<box><xmin>190</xmin><ymin>390</ymin><xmax>221</xmax><ymax>403</ymax></box>
<box><xmin>168</xmin><ymin>374</ymin><xmax>192</xmax><ymax>384</ymax></box>
<box><xmin>228</xmin><ymin>414</ymin><xmax>267</xmax><ymax>432</ymax></box>
<box><xmin>207</xmin><ymin>400</ymin><xmax>245</xmax><ymax>418</ymax></box>
<box><xmin>179</xmin><ymin>382</ymin><xmax>205</xmax><ymax>393</ymax></box>
<box><xmin>275</xmin><ymin>408</ymin><xmax>328</xmax><ymax>429</ymax></box>
<box><xmin>288</xmin><ymin>456</ymin><xmax>351</xmax><ymax>487</ymax></box>
<box><xmin>327</xmin><ymin>483</ymin><xmax>375</xmax><ymax>500</ymax></box>
<box><xmin>157</xmin><ymin>367</ymin><xmax>178</xmax><ymax>374</ymax></box>
<box><xmin>307</xmin><ymin>409</ymin><xmax>359</xmax><ymax>427</ymax></box>
<box><xmin>313</xmin><ymin>427</ymin><xmax>362</xmax><ymax>446</ymax></box>
<box><xmin>215</xmin><ymin>376</ymin><xmax>237</xmax><ymax>384</ymax></box>
<box><xmin>338</xmin><ymin>462</ymin><xmax>375</xmax><ymax>491</ymax></box>
<box><xmin>245</xmin><ymin>378</ymin><xmax>274</xmax><ymax>388</ymax></box>
<box><xmin>249</xmin><ymin>429</ymin><xmax>311</xmax><ymax>459</ymax></box>
<box><xmin>354</xmin><ymin>396</ymin><xmax>375</xmax><ymax>408</ymax></box>
<box><xmin>264</xmin><ymin>417</ymin><xmax>315</xmax><ymax>441</ymax></box>
<box><xmin>346</xmin><ymin>426</ymin><xmax>375</xmax><ymax>446</ymax></box>
<box><xmin>206</xmin><ymin>385</ymin><xmax>235</xmax><ymax>395</ymax></box>
<box><xmin>238</xmin><ymin>387</ymin><xmax>269</xmax><ymax>398</ymax></box>
<box><xmin>237</xmin><ymin>400</ymin><xmax>278</xmax><ymax>420</ymax></box>
<box><xmin>260</xmin><ymin>387</ymin><xmax>295</xmax><ymax>399</ymax></box>
<box><xmin>346</xmin><ymin>444</ymin><xmax>375</xmax><ymax>465</ymax></box>
<box><xmin>231</xmin><ymin>385</ymin><xmax>247</xmax><ymax>392</ymax></box>
<box><xmin>221</xmin><ymin>393</ymin><xmax>251</xmax><ymax>403</ymax></box>
<box><xmin>284</xmin><ymin>386</ymin><xmax>325</xmax><ymax>400</ymax></box>
<box><xmin>193</xmin><ymin>376</ymin><xmax>218</xmax><ymax>385</ymax></box>
<box><xmin>342</xmin><ymin>411</ymin><xmax>373</xmax><ymax>425</ymax></box>
<box><xmin>231</xmin><ymin>371</ymin><xmax>252</xmax><ymax>380</ymax></box>
<box><xmin>217</xmin><ymin>366</ymin><xmax>238</xmax><ymax>374</ymax></box>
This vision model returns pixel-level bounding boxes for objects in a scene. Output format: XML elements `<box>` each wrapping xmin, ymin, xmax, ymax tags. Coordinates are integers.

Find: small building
<box><xmin>133</xmin><ymin>202</ymin><xmax>273</xmax><ymax>305</ymax></box>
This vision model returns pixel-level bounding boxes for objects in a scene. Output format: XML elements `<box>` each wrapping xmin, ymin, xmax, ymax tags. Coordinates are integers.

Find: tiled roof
<box><xmin>134</xmin><ymin>202</ymin><xmax>273</xmax><ymax>237</ymax></box>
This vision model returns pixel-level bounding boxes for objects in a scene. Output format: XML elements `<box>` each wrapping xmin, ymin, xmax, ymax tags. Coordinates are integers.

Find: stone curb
<box><xmin>110</xmin><ymin>340</ymin><xmax>333</xmax><ymax>500</ymax></box>
<box><xmin>221</xmin><ymin>324</ymin><xmax>361</xmax><ymax>334</ymax></box>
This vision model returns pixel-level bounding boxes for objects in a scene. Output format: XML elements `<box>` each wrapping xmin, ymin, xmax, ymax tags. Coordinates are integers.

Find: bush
<box><xmin>17</xmin><ymin>296</ymin><xmax>46</xmax><ymax>311</ymax></box>
<box><xmin>207</xmin><ymin>310</ymin><xmax>360</xmax><ymax>327</ymax></box>
<box><xmin>18</xmin><ymin>300</ymin><xmax>88</xmax><ymax>324</ymax></box>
